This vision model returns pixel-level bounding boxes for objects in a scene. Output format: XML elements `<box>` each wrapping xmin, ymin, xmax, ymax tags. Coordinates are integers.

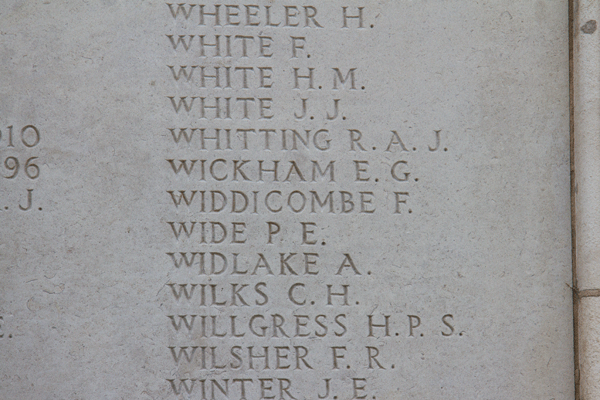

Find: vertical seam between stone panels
<box><xmin>569</xmin><ymin>0</ymin><xmax>579</xmax><ymax>399</ymax></box>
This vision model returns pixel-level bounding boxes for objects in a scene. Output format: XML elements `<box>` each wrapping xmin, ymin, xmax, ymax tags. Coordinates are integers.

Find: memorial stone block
<box><xmin>0</xmin><ymin>1</ymin><xmax>573</xmax><ymax>398</ymax></box>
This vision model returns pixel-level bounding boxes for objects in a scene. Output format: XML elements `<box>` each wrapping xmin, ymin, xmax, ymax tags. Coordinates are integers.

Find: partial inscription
<box><xmin>0</xmin><ymin>1</ymin><xmax>572</xmax><ymax>398</ymax></box>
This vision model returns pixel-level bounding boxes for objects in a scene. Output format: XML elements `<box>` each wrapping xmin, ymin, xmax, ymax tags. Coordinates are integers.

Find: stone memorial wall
<box><xmin>0</xmin><ymin>1</ymin><xmax>573</xmax><ymax>398</ymax></box>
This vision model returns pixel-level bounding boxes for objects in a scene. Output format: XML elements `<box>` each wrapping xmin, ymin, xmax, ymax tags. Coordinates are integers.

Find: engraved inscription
<box><xmin>159</xmin><ymin>2</ymin><xmax>458</xmax><ymax>398</ymax></box>
<box><xmin>0</xmin><ymin>124</ymin><xmax>42</xmax><ymax>212</ymax></box>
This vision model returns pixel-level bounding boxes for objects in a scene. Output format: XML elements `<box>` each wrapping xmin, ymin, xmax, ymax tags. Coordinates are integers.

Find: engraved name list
<box><xmin>161</xmin><ymin>3</ymin><xmax>457</xmax><ymax>399</ymax></box>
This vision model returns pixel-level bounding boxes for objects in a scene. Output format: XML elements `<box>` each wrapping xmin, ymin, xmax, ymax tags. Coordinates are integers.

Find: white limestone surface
<box><xmin>0</xmin><ymin>1</ymin><xmax>573</xmax><ymax>399</ymax></box>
